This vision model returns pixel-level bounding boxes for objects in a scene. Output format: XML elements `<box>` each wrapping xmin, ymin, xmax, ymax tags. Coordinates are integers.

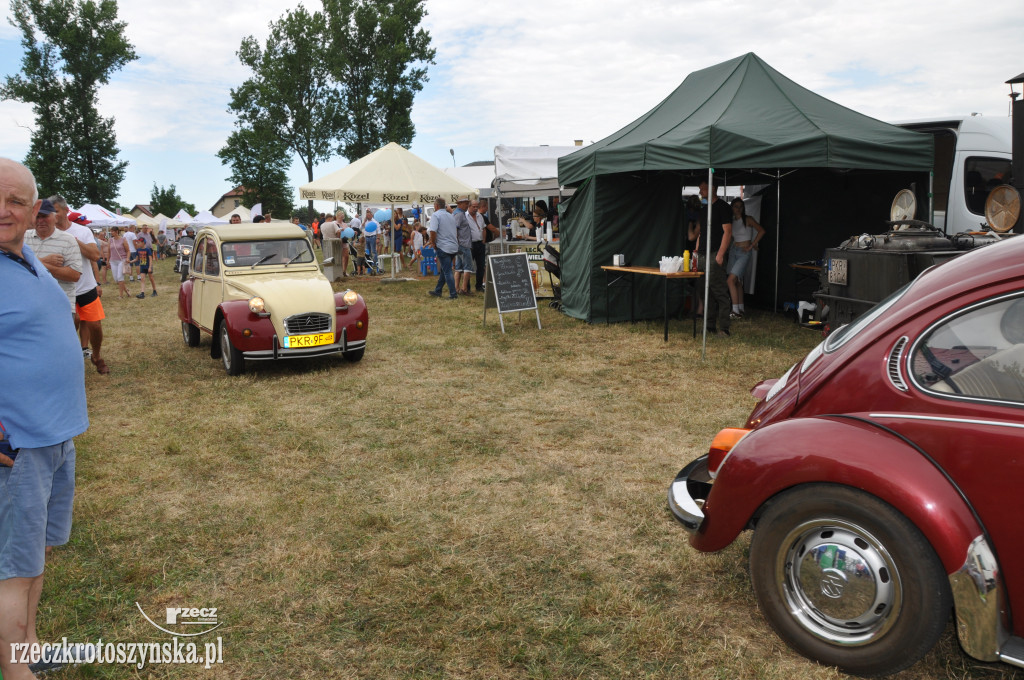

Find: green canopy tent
<box><xmin>557</xmin><ymin>53</ymin><xmax>934</xmax><ymax>334</ymax></box>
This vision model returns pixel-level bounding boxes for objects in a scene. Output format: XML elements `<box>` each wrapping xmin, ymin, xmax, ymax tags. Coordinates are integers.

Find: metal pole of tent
<box><xmin>930</xmin><ymin>171</ymin><xmax>937</xmax><ymax>233</ymax></box>
<box><xmin>701</xmin><ymin>167</ymin><xmax>713</xmax><ymax>361</ymax></box>
<box><xmin>774</xmin><ymin>171</ymin><xmax>781</xmax><ymax>313</ymax></box>
<box><xmin>390</xmin><ymin>202</ymin><xmax>397</xmax><ymax>278</ymax></box>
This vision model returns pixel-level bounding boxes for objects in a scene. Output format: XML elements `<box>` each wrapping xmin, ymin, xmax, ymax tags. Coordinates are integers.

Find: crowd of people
<box><xmin>309</xmin><ymin>200</ymin><xmax>499</xmax><ymax>283</ymax></box>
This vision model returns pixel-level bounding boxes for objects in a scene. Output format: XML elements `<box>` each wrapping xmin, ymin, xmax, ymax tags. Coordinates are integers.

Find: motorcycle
<box><xmin>174</xmin><ymin>235</ymin><xmax>195</xmax><ymax>281</ymax></box>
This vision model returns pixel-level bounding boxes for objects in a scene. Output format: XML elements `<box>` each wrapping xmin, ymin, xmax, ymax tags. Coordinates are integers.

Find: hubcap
<box><xmin>220</xmin><ymin>326</ymin><xmax>231</xmax><ymax>370</ymax></box>
<box><xmin>775</xmin><ymin>519</ymin><xmax>902</xmax><ymax>645</ymax></box>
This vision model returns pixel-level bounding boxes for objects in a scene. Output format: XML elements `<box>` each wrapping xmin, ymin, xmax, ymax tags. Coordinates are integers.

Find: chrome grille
<box><xmin>887</xmin><ymin>336</ymin><xmax>909</xmax><ymax>392</ymax></box>
<box><xmin>284</xmin><ymin>312</ymin><xmax>331</xmax><ymax>335</ymax></box>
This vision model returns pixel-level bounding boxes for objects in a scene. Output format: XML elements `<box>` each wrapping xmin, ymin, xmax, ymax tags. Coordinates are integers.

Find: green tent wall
<box><xmin>557</xmin><ymin>53</ymin><xmax>934</xmax><ymax>323</ymax></box>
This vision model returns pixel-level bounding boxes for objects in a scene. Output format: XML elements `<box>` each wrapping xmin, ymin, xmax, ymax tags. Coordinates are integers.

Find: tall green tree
<box><xmin>1</xmin><ymin>0</ymin><xmax>137</xmax><ymax>206</ymax></box>
<box><xmin>217</xmin><ymin>124</ymin><xmax>294</xmax><ymax>217</ymax></box>
<box><xmin>150</xmin><ymin>183</ymin><xmax>196</xmax><ymax>217</ymax></box>
<box><xmin>229</xmin><ymin>4</ymin><xmax>344</xmax><ymax>218</ymax></box>
<box><xmin>323</xmin><ymin>0</ymin><xmax>435</xmax><ymax>161</ymax></box>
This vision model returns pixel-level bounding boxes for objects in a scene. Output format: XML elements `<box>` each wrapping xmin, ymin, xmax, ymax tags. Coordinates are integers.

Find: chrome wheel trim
<box><xmin>774</xmin><ymin>518</ymin><xmax>902</xmax><ymax>646</ymax></box>
<box><xmin>181</xmin><ymin>321</ymin><xmax>189</xmax><ymax>344</ymax></box>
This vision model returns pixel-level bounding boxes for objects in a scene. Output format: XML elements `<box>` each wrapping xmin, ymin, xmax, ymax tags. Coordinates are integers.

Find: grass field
<box><xmin>31</xmin><ymin>254</ymin><xmax>1020</xmax><ymax>679</ymax></box>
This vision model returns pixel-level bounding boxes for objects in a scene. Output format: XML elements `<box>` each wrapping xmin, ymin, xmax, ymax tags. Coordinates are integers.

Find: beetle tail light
<box><xmin>707</xmin><ymin>428</ymin><xmax>751</xmax><ymax>479</ymax></box>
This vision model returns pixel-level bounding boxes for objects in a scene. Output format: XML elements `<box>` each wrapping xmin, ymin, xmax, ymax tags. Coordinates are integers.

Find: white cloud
<box><xmin>1</xmin><ymin>0</ymin><xmax>1021</xmax><ymax>209</ymax></box>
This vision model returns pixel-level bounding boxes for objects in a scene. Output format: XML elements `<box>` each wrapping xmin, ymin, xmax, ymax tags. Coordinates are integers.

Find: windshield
<box><xmin>221</xmin><ymin>239</ymin><xmax>315</xmax><ymax>268</ymax></box>
<box><xmin>825</xmin><ymin>282</ymin><xmax>912</xmax><ymax>352</ymax></box>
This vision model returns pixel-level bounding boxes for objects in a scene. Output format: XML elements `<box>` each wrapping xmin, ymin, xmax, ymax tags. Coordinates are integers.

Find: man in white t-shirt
<box><xmin>51</xmin><ymin>195</ymin><xmax>110</xmax><ymax>374</ymax></box>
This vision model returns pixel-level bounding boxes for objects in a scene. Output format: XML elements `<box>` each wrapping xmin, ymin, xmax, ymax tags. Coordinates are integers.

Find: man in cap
<box><xmin>452</xmin><ymin>197</ymin><xmax>474</xmax><ymax>294</ymax></box>
<box><xmin>23</xmin><ymin>199</ymin><xmax>82</xmax><ymax>318</ymax></box>
<box><xmin>0</xmin><ymin>158</ymin><xmax>89</xmax><ymax>679</ymax></box>
<box><xmin>50</xmin><ymin>195</ymin><xmax>110</xmax><ymax>373</ymax></box>
<box><xmin>427</xmin><ymin>197</ymin><xmax>459</xmax><ymax>299</ymax></box>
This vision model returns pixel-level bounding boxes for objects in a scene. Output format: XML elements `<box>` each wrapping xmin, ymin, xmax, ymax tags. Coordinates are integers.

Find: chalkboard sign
<box><xmin>488</xmin><ymin>252</ymin><xmax>537</xmax><ymax>313</ymax></box>
<box><xmin>484</xmin><ymin>252</ymin><xmax>541</xmax><ymax>332</ymax></box>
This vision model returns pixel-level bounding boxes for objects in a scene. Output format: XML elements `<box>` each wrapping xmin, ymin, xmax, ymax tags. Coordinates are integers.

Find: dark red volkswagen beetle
<box><xmin>669</xmin><ymin>233</ymin><xmax>1024</xmax><ymax>676</ymax></box>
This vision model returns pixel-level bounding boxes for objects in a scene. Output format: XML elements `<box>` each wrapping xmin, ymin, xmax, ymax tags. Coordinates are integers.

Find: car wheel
<box><xmin>749</xmin><ymin>484</ymin><xmax>951</xmax><ymax>677</ymax></box>
<box><xmin>181</xmin><ymin>320</ymin><xmax>200</xmax><ymax>347</ymax></box>
<box><xmin>343</xmin><ymin>347</ymin><xmax>365</xmax><ymax>362</ymax></box>
<box><xmin>218</xmin><ymin>322</ymin><xmax>244</xmax><ymax>376</ymax></box>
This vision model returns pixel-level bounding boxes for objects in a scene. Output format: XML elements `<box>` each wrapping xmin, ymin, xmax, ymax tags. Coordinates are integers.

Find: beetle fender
<box><xmin>692</xmin><ymin>415</ymin><xmax>984</xmax><ymax>574</ymax></box>
<box><xmin>214</xmin><ymin>300</ymin><xmax>277</xmax><ymax>353</ymax></box>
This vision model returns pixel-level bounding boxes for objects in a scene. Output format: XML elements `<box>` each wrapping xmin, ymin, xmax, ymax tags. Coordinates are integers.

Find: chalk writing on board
<box><xmin>488</xmin><ymin>253</ymin><xmax>537</xmax><ymax>314</ymax></box>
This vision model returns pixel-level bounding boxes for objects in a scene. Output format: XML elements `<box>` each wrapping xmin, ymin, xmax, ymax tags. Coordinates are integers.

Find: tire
<box><xmin>749</xmin><ymin>484</ymin><xmax>951</xmax><ymax>677</ymax></box>
<box><xmin>218</xmin><ymin>322</ymin><xmax>244</xmax><ymax>376</ymax></box>
<box><xmin>342</xmin><ymin>347</ymin><xmax>365</xmax><ymax>362</ymax></box>
<box><xmin>181</xmin><ymin>320</ymin><xmax>200</xmax><ymax>347</ymax></box>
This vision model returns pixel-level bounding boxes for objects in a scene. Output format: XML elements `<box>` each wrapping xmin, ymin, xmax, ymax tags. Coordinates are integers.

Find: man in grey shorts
<box><xmin>0</xmin><ymin>158</ymin><xmax>89</xmax><ymax>679</ymax></box>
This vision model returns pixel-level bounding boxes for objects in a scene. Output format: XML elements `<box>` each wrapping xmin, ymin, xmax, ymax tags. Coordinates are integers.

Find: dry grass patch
<box><xmin>35</xmin><ymin>258</ymin><xmax>1018</xmax><ymax>679</ymax></box>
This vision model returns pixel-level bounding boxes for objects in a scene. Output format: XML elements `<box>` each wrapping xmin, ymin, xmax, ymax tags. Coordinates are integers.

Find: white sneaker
<box><xmin>82</xmin><ymin>347</ymin><xmax>93</xmax><ymax>359</ymax></box>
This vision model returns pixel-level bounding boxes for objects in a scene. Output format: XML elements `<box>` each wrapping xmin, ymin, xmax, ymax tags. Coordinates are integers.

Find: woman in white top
<box><xmin>726</xmin><ymin>198</ymin><xmax>766</xmax><ymax>318</ymax></box>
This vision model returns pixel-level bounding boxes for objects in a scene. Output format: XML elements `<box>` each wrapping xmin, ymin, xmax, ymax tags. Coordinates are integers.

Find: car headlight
<box><xmin>343</xmin><ymin>290</ymin><xmax>359</xmax><ymax>306</ymax></box>
<box><xmin>248</xmin><ymin>297</ymin><xmax>266</xmax><ymax>314</ymax></box>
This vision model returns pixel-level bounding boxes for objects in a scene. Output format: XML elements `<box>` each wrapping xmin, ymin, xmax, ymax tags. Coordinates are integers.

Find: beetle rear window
<box><xmin>221</xmin><ymin>239</ymin><xmax>315</xmax><ymax>267</ymax></box>
<box><xmin>911</xmin><ymin>293</ymin><xmax>1024</xmax><ymax>404</ymax></box>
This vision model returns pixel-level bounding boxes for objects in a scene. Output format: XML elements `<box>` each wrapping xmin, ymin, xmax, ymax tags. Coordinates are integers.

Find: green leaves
<box><xmin>1</xmin><ymin>0</ymin><xmax>136</xmax><ymax>206</ymax></box>
<box><xmin>217</xmin><ymin>125</ymin><xmax>294</xmax><ymax>217</ymax></box>
<box><xmin>226</xmin><ymin>0</ymin><xmax>436</xmax><ymax>202</ymax></box>
<box><xmin>150</xmin><ymin>184</ymin><xmax>196</xmax><ymax>218</ymax></box>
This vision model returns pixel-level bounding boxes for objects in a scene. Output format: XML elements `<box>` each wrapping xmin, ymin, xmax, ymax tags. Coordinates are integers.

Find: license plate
<box><xmin>828</xmin><ymin>258</ymin><xmax>848</xmax><ymax>286</ymax></box>
<box><xmin>283</xmin><ymin>332</ymin><xmax>334</xmax><ymax>348</ymax></box>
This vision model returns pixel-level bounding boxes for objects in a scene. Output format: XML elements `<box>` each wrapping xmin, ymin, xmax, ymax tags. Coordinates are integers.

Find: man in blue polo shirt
<box><xmin>427</xmin><ymin>197</ymin><xmax>460</xmax><ymax>299</ymax></box>
<box><xmin>0</xmin><ymin>158</ymin><xmax>89</xmax><ymax>680</ymax></box>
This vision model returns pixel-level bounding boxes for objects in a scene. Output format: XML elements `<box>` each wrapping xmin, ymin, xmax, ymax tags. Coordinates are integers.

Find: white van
<box><xmin>895</xmin><ymin>116</ymin><xmax>1012</xmax><ymax>232</ymax></box>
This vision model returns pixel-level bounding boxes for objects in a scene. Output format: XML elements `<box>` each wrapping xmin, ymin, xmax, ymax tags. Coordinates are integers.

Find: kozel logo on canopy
<box><xmin>300</xmin><ymin>189</ymin><xmax>318</xmax><ymax>200</ymax></box>
<box><xmin>342</xmin><ymin>192</ymin><xmax>370</xmax><ymax>201</ymax></box>
<box><xmin>382</xmin><ymin>194</ymin><xmax>409</xmax><ymax>203</ymax></box>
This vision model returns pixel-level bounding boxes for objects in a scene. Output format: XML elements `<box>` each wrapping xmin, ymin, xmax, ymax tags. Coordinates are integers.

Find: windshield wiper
<box><xmin>251</xmin><ymin>253</ymin><xmax>278</xmax><ymax>269</ymax></box>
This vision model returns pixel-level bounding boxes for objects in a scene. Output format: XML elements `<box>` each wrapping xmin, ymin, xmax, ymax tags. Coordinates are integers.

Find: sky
<box><xmin>0</xmin><ymin>0</ymin><xmax>1021</xmax><ymax>214</ymax></box>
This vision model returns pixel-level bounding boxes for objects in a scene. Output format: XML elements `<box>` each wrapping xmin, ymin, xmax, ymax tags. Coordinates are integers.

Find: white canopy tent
<box><xmin>222</xmin><ymin>205</ymin><xmax>252</xmax><ymax>222</ymax></box>
<box><xmin>75</xmin><ymin>204</ymin><xmax>135</xmax><ymax>227</ymax></box>
<box><xmin>132</xmin><ymin>212</ymin><xmax>158</xmax><ymax>228</ymax></box>
<box><xmin>493</xmin><ymin>145</ymin><xmax>580</xmax><ymax>196</ymax></box>
<box><xmin>492</xmin><ymin>145</ymin><xmax>581</xmax><ymax>250</ymax></box>
<box><xmin>190</xmin><ymin>210</ymin><xmax>228</xmax><ymax>226</ymax></box>
<box><xmin>301</xmin><ymin>142</ymin><xmax>479</xmax><ymax>280</ymax></box>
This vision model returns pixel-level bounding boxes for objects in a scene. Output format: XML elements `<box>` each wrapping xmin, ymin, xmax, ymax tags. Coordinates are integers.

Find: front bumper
<box><xmin>667</xmin><ymin>455</ymin><xmax>713</xmax><ymax>532</ymax></box>
<box><xmin>242</xmin><ymin>327</ymin><xmax>366</xmax><ymax>361</ymax></box>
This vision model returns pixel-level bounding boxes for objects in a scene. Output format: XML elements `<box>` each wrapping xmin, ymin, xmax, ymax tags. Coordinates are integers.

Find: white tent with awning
<box><xmin>75</xmin><ymin>203</ymin><xmax>135</xmax><ymax>227</ymax></box>
<box><xmin>301</xmin><ymin>142</ymin><xmax>479</xmax><ymax>280</ymax></box>
<box><xmin>493</xmin><ymin>144</ymin><xmax>581</xmax><ymax>196</ymax></box>
<box><xmin>300</xmin><ymin>142</ymin><xmax>478</xmax><ymax>205</ymax></box>
<box><xmin>190</xmin><ymin>210</ymin><xmax>228</xmax><ymax>226</ymax></box>
<box><xmin>223</xmin><ymin>205</ymin><xmax>251</xmax><ymax>222</ymax></box>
